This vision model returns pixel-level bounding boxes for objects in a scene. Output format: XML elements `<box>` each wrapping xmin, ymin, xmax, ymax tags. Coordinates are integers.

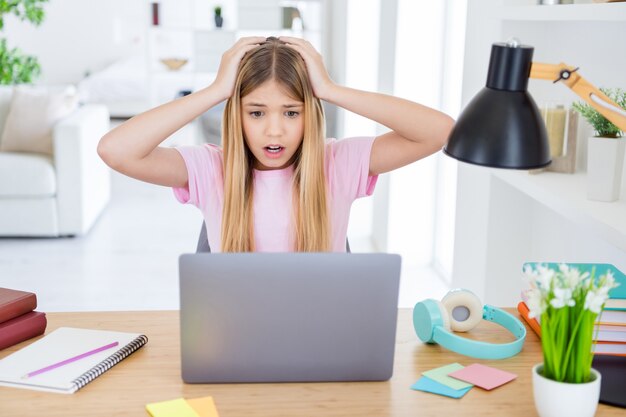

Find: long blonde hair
<box><xmin>221</xmin><ymin>37</ymin><xmax>330</xmax><ymax>252</ymax></box>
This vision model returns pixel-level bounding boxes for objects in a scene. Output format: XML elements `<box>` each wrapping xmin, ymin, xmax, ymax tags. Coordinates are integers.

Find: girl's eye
<box><xmin>285</xmin><ymin>111</ymin><xmax>299</xmax><ymax>118</ymax></box>
<box><xmin>250</xmin><ymin>111</ymin><xmax>263</xmax><ymax>118</ymax></box>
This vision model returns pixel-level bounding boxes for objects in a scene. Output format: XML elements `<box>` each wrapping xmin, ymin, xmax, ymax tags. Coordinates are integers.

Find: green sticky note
<box><xmin>422</xmin><ymin>363</ymin><xmax>473</xmax><ymax>390</ymax></box>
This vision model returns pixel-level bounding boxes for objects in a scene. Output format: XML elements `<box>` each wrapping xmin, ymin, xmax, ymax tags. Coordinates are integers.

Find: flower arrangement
<box><xmin>571</xmin><ymin>87</ymin><xmax>626</xmax><ymax>138</ymax></box>
<box><xmin>523</xmin><ymin>263</ymin><xmax>619</xmax><ymax>383</ymax></box>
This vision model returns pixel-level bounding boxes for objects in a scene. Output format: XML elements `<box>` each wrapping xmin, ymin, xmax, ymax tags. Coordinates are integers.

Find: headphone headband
<box><xmin>413</xmin><ymin>299</ymin><xmax>526</xmax><ymax>360</ymax></box>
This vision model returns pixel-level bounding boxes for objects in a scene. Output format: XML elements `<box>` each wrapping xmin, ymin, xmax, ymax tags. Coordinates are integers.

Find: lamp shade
<box><xmin>443</xmin><ymin>43</ymin><xmax>551</xmax><ymax>169</ymax></box>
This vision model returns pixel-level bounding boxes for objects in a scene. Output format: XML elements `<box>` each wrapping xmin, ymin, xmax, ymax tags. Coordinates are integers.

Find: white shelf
<box><xmin>452</xmin><ymin>0</ymin><xmax>626</xmax><ymax>306</ymax></box>
<box><xmin>499</xmin><ymin>3</ymin><xmax>626</xmax><ymax>22</ymax></box>
<box><xmin>492</xmin><ymin>169</ymin><xmax>626</xmax><ymax>252</ymax></box>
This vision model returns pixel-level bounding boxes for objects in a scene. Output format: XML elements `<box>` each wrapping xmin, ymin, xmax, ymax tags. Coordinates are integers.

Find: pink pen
<box><xmin>22</xmin><ymin>341</ymin><xmax>119</xmax><ymax>379</ymax></box>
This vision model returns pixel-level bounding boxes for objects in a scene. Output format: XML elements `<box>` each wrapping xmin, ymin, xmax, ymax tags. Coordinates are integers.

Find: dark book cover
<box><xmin>0</xmin><ymin>311</ymin><xmax>47</xmax><ymax>351</ymax></box>
<box><xmin>0</xmin><ymin>288</ymin><xmax>37</xmax><ymax>325</ymax></box>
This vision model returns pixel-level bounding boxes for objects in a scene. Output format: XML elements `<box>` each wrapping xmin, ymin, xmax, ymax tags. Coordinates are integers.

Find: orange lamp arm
<box><xmin>530</xmin><ymin>62</ymin><xmax>626</xmax><ymax>133</ymax></box>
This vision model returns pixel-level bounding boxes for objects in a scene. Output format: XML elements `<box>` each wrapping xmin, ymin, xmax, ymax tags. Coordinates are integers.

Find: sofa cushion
<box><xmin>0</xmin><ymin>152</ymin><xmax>56</xmax><ymax>197</ymax></box>
<box><xmin>0</xmin><ymin>85</ymin><xmax>79</xmax><ymax>155</ymax></box>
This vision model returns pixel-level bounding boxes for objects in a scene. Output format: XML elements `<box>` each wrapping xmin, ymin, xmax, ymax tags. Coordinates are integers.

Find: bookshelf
<box><xmin>451</xmin><ymin>0</ymin><xmax>626</xmax><ymax>307</ymax></box>
<box><xmin>146</xmin><ymin>0</ymin><xmax>326</xmax><ymax>107</ymax></box>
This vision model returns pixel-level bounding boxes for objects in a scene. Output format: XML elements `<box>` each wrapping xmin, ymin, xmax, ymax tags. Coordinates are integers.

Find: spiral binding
<box><xmin>70</xmin><ymin>335</ymin><xmax>148</xmax><ymax>391</ymax></box>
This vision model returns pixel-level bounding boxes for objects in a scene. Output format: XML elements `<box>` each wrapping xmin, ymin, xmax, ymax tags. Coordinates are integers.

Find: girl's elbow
<box><xmin>97</xmin><ymin>135</ymin><xmax>122</xmax><ymax>169</ymax></box>
<box><xmin>439</xmin><ymin>115</ymin><xmax>455</xmax><ymax>147</ymax></box>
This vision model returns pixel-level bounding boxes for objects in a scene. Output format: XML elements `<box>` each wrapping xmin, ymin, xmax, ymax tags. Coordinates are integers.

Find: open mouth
<box><xmin>265</xmin><ymin>145</ymin><xmax>284</xmax><ymax>153</ymax></box>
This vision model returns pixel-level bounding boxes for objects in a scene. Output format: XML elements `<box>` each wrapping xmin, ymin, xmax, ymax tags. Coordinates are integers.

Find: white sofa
<box><xmin>0</xmin><ymin>88</ymin><xmax>111</xmax><ymax>237</ymax></box>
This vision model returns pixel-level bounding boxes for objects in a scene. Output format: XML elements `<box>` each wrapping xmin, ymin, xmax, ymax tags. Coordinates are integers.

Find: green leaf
<box><xmin>0</xmin><ymin>38</ymin><xmax>41</xmax><ymax>84</ymax></box>
<box><xmin>572</xmin><ymin>88</ymin><xmax>626</xmax><ymax>138</ymax></box>
<box><xmin>0</xmin><ymin>0</ymin><xmax>48</xmax><ymax>84</ymax></box>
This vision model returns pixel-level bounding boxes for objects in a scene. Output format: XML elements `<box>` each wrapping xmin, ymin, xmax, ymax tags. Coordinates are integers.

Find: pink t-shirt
<box><xmin>173</xmin><ymin>137</ymin><xmax>378</xmax><ymax>252</ymax></box>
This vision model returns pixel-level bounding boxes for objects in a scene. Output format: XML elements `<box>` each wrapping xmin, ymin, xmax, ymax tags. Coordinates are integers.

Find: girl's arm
<box><xmin>280</xmin><ymin>36</ymin><xmax>454</xmax><ymax>176</ymax></box>
<box><xmin>97</xmin><ymin>37</ymin><xmax>265</xmax><ymax>187</ymax></box>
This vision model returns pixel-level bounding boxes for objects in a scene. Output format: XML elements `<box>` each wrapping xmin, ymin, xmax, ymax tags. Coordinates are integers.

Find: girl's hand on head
<box><xmin>213</xmin><ymin>37</ymin><xmax>266</xmax><ymax>100</ymax></box>
<box><xmin>279</xmin><ymin>36</ymin><xmax>335</xmax><ymax>100</ymax></box>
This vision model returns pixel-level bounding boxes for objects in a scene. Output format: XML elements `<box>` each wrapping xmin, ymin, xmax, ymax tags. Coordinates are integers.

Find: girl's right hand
<box><xmin>213</xmin><ymin>37</ymin><xmax>266</xmax><ymax>100</ymax></box>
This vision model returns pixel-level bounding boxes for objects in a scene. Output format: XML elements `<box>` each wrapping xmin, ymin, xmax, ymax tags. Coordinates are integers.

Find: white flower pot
<box><xmin>532</xmin><ymin>363</ymin><xmax>601</xmax><ymax>417</ymax></box>
<box><xmin>586</xmin><ymin>136</ymin><xmax>625</xmax><ymax>202</ymax></box>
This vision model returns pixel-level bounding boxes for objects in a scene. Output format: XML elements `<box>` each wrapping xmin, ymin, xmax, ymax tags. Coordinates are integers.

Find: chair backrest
<box><xmin>195</xmin><ymin>221</ymin><xmax>351</xmax><ymax>253</ymax></box>
<box><xmin>196</xmin><ymin>221</ymin><xmax>211</xmax><ymax>253</ymax></box>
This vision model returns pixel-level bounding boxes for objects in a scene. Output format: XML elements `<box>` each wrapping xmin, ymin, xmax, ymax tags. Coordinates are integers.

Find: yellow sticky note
<box><xmin>146</xmin><ymin>398</ymin><xmax>199</xmax><ymax>417</ymax></box>
<box><xmin>186</xmin><ymin>396</ymin><xmax>220</xmax><ymax>417</ymax></box>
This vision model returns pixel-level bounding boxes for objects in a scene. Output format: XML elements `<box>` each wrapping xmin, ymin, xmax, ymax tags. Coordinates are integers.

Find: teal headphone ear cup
<box><xmin>441</xmin><ymin>289</ymin><xmax>483</xmax><ymax>332</ymax></box>
<box><xmin>413</xmin><ymin>299</ymin><xmax>449</xmax><ymax>343</ymax></box>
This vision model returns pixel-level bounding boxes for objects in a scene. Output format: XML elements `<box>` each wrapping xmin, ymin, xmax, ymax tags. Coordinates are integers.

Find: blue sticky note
<box><xmin>411</xmin><ymin>376</ymin><xmax>472</xmax><ymax>399</ymax></box>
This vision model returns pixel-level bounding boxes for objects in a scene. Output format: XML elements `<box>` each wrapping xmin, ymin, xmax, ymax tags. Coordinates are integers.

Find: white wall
<box><xmin>4</xmin><ymin>0</ymin><xmax>148</xmax><ymax>85</ymax></box>
<box><xmin>343</xmin><ymin>0</ymin><xmax>380</xmax><ymax>243</ymax></box>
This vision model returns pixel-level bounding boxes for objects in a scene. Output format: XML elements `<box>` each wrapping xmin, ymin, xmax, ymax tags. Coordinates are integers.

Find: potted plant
<box><xmin>524</xmin><ymin>263</ymin><xmax>618</xmax><ymax>417</ymax></box>
<box><xmin>0</xmin><ymin>0</ymin><xmax>48</xmax><ymax>84</ymax></box>
<box><xmin>214</xmin><ymin>6</ymin><xmax>223</xmax><ymax>29</ymax></box>
<box><xmin>572</xmin><ymin>88</ymin><xmax>626</xmax><ymax>202</ymax></box>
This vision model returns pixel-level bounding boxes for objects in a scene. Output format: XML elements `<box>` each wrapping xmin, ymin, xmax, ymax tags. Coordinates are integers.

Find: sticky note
<box><xmin>422</xmin><ymin>363</ymin><xmax>473</xmax><ymax>390</ymax></box>
<box><xmin>448</xmin><ymin>363</ymin><xmax>517</xmax><ymax>390</ymax></box>
<box><xmin>186</xmin><ymin>396</ymin><xmax>220</xmax><ymax>417</ymax></box>
<box><xmin>146</xmin><ymin>398</ymin><xmax>199</xmax><ymax>417</ymax></box>
<box><xmin>411</xmin><ymin>376</ymin><xmax>472</xmax><ymax>399</ymax></box>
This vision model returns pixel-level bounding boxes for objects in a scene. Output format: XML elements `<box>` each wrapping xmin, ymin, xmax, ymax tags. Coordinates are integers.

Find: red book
<box><xmin>0</xmin><ymin>311</ymin><xmax>47</xmax><ymax>350</ymax></box>
<box><xmin>0</xmin><ymin>288</ymin><xmax>37</xmax><ymax>324</ymax></box>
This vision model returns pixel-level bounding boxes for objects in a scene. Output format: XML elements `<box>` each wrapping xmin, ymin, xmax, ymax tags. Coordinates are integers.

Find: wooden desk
<box><xmin>0</xmin><ymin>309</ymin><xmax>620</xmax><ymax>416</ymax></box>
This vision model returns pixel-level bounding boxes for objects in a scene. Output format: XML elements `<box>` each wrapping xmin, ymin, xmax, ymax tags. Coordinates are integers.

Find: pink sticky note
<box><xmin>448</xmin><ymin>363</ymin><xmax>517</xmax><ymax>390</ymax></box>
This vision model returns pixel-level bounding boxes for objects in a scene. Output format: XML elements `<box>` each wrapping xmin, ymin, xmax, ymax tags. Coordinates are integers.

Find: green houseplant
<box><xmin>524</xmin><ymin>263</ymin><xmax>618</xmax><ymax>417</ymax></box>
<box><xmin>214</xmin><ymin>6</ymin><xmax>223</xmax><ymax>28</ymax></box>
<box><xmin>0</xmin><ymin>0</ymin><xmax>48</xmax><ymax>84</ymax></box>
<box><xmin>572</xmin><ymin>88</ymin><xmax>626</xmax><ymax>138</ymax></box>
<box><xmin>572</xmin><ymin>88</ymin><xmax>626</xmax><ymax>202</ymax></box>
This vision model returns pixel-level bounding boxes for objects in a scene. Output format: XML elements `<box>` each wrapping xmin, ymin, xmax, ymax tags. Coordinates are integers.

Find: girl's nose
<box><xmin>265</xmin><ymin>114</ymin><xmax>284</xmax><ymax>136</ymax></box>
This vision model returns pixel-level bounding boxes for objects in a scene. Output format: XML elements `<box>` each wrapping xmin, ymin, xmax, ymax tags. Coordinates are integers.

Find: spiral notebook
<box><xmin>0</xmin><ymin>327</ymin><xmax>148</xmax><ymax>394</ymax></box>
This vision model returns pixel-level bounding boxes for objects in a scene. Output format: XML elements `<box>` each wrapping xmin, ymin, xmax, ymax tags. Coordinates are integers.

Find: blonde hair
<box><xmin>221</xmin><ymin>37</ymin><xmax>330</xmax><ymax>252</ymax></box>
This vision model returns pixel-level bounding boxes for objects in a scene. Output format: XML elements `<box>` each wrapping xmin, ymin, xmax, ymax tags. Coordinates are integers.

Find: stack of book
<box><xmin>518</xmin><ymin>263</ymin><xmax>626</xmax><ymax>357</ymax></box>
<box><xmin>0</xmin><ymin>287</ymin><xmax>47</xmax><ymax>350</ymax></box>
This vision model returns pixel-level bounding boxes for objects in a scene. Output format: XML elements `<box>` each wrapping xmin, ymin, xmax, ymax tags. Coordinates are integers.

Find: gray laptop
<box><xmin>179</xmin><ymin>253</ymin><xmax>401</xmax><ymax>383</ymax></box>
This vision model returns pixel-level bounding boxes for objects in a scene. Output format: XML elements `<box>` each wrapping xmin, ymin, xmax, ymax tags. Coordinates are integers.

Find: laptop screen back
<box><xmin>179</xmin><ymin>253</ymin><xmax>401</xmax><ymax>383</ymax></box>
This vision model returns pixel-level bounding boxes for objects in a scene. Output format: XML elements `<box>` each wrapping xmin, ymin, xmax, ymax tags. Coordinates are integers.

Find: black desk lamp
<box><xmin>444</xmin><ymin>40</ymin><xmax>626</xmax><ymax>170</ymax></box>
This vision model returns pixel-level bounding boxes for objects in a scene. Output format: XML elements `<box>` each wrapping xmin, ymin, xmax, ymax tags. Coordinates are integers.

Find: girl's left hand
<box><xmin>279</xmin><ymin>36</ymin><xmax>335</xmax><ymax>100</ymax></box>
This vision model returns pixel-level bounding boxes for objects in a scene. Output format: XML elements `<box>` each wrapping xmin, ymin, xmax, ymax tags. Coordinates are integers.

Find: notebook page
<box><xmin>0</xmin><ymin>327</ymin><xmax>143</xmax><ymax>393</ymax></box>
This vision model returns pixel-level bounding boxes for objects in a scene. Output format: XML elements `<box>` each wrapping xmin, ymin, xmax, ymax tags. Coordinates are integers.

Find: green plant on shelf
<box><xmin>572</xmin><ymin>87</ymin><xmax>626</xmax><ymax>138</ymax></box>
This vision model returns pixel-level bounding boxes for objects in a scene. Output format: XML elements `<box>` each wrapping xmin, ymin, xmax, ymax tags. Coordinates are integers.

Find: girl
<box><xmin>98</xmin><ymin>37</ymin><xmax>453</xmax><ymax>253</ymax></box>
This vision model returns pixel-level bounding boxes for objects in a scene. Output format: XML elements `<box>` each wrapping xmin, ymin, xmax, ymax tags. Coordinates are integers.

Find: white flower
<box><xmin>523</xmin><ymin>265</ymin><xmax>540</xmax><ymax>289</ymax></box>
<box><xmin>599</xmin><ymin>270</ymin><xmax>617</xmax><ymax>294</ymax></box>
<box><xmin>535</xmin><ymin>265</ymin><xmax>555</xmax><ymax>291</ymax></box>
<box><xmin>523</xmin><ymin>264</ymin><xmax>555</xmax><ymax>295</ymax></box>
<box><xmin>550</xmin><ymin>287</ymin><xmax>575</xmax><ymax>309</ymax></box>
<box><xmin>558</xmin><ymin>264</ymin><xmax>589</xmax><ymax>289</ymax></box>
<box><xmin>526</xmin><ymin>288</ymin><xmax>547</xmax><ymax>319</ymax></box>
<box><xmin>584</xmin><ymin>289</ymin><xmax>607</xmax><ymax>314</ymax></box>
